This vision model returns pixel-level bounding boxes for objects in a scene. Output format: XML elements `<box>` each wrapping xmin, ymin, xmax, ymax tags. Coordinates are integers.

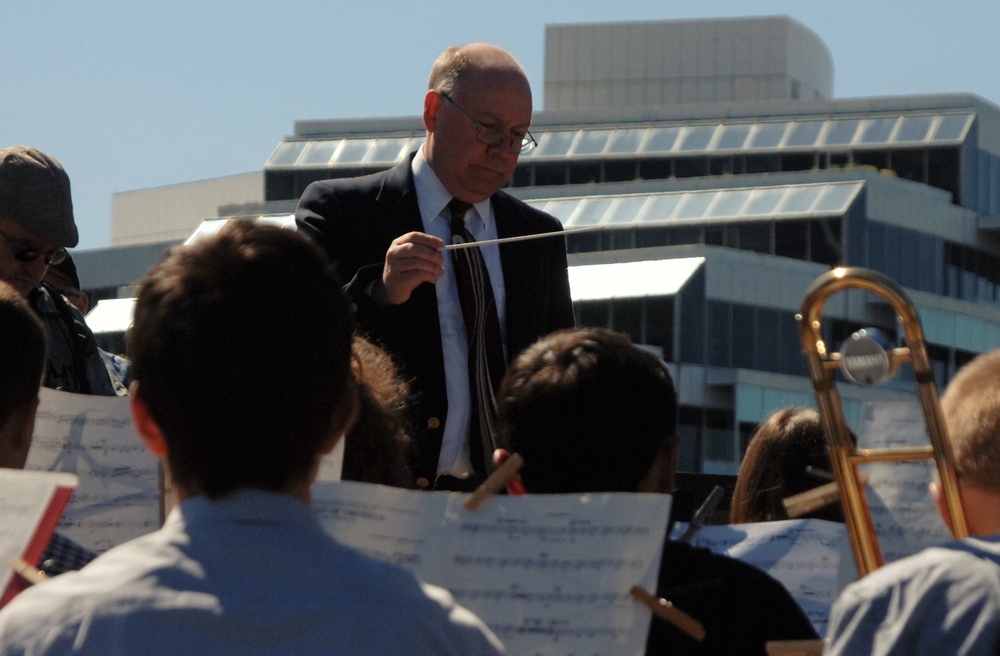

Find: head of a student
<box><xmin>0</xmin><ymin>281</ymin><xmax>47</xmax><ymax>469</ymax></box>
<box><xmin>342</xmin><ymin>335</ymin><xmax>413</xmax><ymax>487</ymax></box>
<box><xmin>496</xmin><ymin>328</ymin><xmax>679</xmax><ymax>494</ymax></box>
<box><xmin>43</xmin><ymin>253</ymin><xmax>88</xmax><ymax>315</ymax></box>
<box><xmin>0</xmin><ymin>146</ymin><xmax>77</xmax><ymax>299</ymax></box>
<box><xmin>128</xmin><ymin>222</ymin><xmax>357</xmax><ymax>500</ymax></box>
<box><xmin>937</xmin><ymin>349</ymin><xmax>1000</xmax><ymax>536</ymax></box>
<box><xmin>730</xmin><ymin>407</ymin><xmax>846</xmax><ymax>524</ymax></box>
<box><xmin>423</xmin><ymin>43</ymin><xmax>532</xmax><ymax>204</ymax></box>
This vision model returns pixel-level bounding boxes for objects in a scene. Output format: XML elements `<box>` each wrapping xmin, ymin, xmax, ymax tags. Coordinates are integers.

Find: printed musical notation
<box><xmin>856</xmin><ymin>401</ymin><xmax>954</xmax><ymax>562</ymax></box>
<box><xmin>313</xmin><ymin>481</ymin><xmax>671</xmax><ymax>656</ymax></box>
<box><xmin>23</xmin><ymin>388</ymin><xmax>160</xmax><ymax>554</ymax></box>
<box><xmin>674</xmin><ymin>518</ymin><xmax>852</xmax><ymax>637</ymax></box>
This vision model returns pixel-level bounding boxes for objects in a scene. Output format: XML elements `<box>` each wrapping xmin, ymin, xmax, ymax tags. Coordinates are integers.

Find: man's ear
<box><xmin>129</xmin><ymin>381</ymin><xmax>167</xmax><ymax>458</ymax></box>
<box><xmin>423</xmin><ymin>90</ymin><xmax>441</xmax><ymax>132</ymax></box>
<box><xmin>320</xmin><ymin>382</ymin><xmax>360</xmax><ymax>456</ymax></box>
<box><xmin>930</xmin><ymin>480</ymin><xmax>957</xmax><ymax>536</ymax></box>
<box><xmin>641</xmin><ymin>438</ymin><xmax>680</xmax><ymax>494</ymax></box>
<box><xmin>1</xmin><ymin>397</ymin><xmax>39</xmax><ymax>469</ymax></box>
<box><xmin>14</xmin><ymin>397</ymin><xmax>39</xmax><ymax>453</ymax></box>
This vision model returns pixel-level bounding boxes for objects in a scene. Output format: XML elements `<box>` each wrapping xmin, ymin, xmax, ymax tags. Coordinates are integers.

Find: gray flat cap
<box><xmin>0</xmin><ymin>146</ymin><xmax>79</xmax><ymax>247</ymax></box>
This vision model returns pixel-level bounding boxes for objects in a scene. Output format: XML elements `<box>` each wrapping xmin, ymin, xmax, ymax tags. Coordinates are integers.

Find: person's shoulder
<box><xmin>323</xmin><ymin>550</ymin><xmax>504</xmax><ymax>653</ymax></box>
<box><xmin>841</xmin><ymin>539</ymin><xmax>1000</xmax><ymax>604</ymax></box>
<box><xmin>299</xmin><ymin>160</ymin><xmax>410</xmax><ymax>200</ymax></box>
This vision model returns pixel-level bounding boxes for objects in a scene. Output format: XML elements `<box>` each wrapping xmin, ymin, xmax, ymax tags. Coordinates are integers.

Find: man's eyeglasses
<box><xmin>440</xmin><ymin>92</ymin><xmax>537</xmax><ymax>154</ymax></box>
<box><xmin>0</xmin><ymin>227</ymin><xmax>67</xmax><ymax>266</ymax></box>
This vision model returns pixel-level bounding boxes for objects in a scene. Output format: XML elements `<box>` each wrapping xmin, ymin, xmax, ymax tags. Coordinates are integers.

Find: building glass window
<box><xmin>575</xmin><ymin>301</ymin><xmax>610</xmax><ymax>330</ymax></box>
<box><xmin>704</xmin><ymin>409</ymin><xmax>735</xmax><ymax>462</ymax></box>
<box><xmin>645</xmin><ymin>299</ymin><xmax>674</xmax><ymax>361</ymax></box>
<box><xmin>776</xmin><ymin>220</ymin><xmax>809</xmax><ymax>261</ymax></box>
<box><xmin>810</xmin><ymin>218</ymin><xmax>842</xmax><ymax>266</ymax></box>
<box><xmin>610</xmin><ymin>299</ymin><xmax>644</xmax><ymax>341</ymax></box>
<box><xmin>738</xmin><ymin>222</ymin><xmax>772</xmax><ymax>254</ymax></box>
<box><xmin>786</xmin><ymin>121</ymin><xmax>824</xmax><ymax>148</ymax></box>
<box><xmin>707</xmin><ymin>300</ymin><xmax>732</xmax><ymax>367</ymax></box>
<box><xmin>732</xmin><ymin>306</ymin><xmax>756</xmax><ymax>369</ymax></box>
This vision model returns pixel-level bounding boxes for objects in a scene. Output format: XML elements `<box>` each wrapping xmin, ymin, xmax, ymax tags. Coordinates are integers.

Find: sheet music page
<box><xmin>675</xmin><ymin>519</ymin><xmax>852</xmax><ymax>637</ymax></box>
<box><xmin>0</xmin><ymin>469</ymin><xmax>76</xmax><ymax>598</ymax></box>
<box><xmin>314</xmin><ymin>439</ymin><xmax>345</xmax><ymax>482</ymax></box>
<box><xmin>856</xmin><ymin>401</ymin><xmax>953</xmax><ymax>562</ymax></box>
<box><xmin>313</xmin><ymin>481</ymin><xmax>670</xmax><ymax>656</ymax></box>
<box><xmin>24</xmin><ymin>388</ymin><xmax>160</xmax><ymax>553</ymax></box>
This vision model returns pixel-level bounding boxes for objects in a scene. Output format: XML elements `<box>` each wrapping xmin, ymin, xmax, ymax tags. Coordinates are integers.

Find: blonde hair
<box><xmin>941</xmin><ymin>349</ymin><xmax>1000</xmax><ymax>490</ymax></box>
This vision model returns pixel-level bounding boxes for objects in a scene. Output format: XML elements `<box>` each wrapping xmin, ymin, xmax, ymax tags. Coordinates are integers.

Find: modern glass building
<box><xmin>86</xmin><ymin>16</ymin><xmax>1000</xmax><ymax>475</ymax></box>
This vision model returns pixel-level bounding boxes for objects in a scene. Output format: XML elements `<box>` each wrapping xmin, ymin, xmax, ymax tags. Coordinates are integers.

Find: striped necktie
<box><xmin>448</xmin><ymin>198</ymin><xmax>505</xmax><ymax>475</ymax></box>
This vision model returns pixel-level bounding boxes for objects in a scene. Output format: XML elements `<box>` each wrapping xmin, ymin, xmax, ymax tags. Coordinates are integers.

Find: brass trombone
<box><xmin>796</xmin><ymin>266</ymin><xmax>968</xmax><ymax>576</ymax></box>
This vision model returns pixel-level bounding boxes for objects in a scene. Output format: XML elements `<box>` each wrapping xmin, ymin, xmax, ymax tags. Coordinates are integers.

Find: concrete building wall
<box><xmin>111</xmin><ymin>171</ymin><xmax>263</xmax><ymax>246</ymax></box>
<box><xmin>544</xmin><ymin>16</ymin><xmax>833</xmax><ymax>111</ymax></box>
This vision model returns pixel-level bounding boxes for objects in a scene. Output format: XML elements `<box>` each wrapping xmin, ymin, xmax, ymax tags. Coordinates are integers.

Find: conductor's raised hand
<box><xmin>375</xmin><ymin>231</ymin><xmax>446</xmax><ymax>305</ymax></box>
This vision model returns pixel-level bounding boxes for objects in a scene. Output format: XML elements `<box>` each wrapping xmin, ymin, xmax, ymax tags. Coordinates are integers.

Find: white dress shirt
<box><xmin>411</xmin><ymin>149</ymin><xmax>507</xmax><ymax>477</ymax></box>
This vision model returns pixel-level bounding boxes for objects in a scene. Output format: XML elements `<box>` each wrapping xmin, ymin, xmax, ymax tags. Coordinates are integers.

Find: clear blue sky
<box><xmin>3</xmin><ymin>0</ymin><xmax>998</xmax><ymax>251</ymax></box>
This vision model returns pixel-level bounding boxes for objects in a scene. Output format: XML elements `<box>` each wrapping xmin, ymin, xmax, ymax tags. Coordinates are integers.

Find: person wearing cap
<box><xmin>0</xmin><ymin>145</ymin><xmax>122</xmax><ymax>396</ymax></box>
<box><xmin>43</xmin><ymin>254</ymin><xmax>89</xmax><ymax>315</ymax></box>
<box><xmin>44</xmin><ymin>253</ymin><xmax>131</xmax><ymax>388</ymax></box>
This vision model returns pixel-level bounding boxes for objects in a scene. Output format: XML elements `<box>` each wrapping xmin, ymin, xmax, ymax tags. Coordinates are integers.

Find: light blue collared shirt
<box><xmin>411</xmin><ymin>148</ymin><xmax>507</xmax><ymax>477</ymax></box>
<box><xmin>0</xmin><ymin>490</ymin><xmax>505</xmax><ymax>655</ymax></box>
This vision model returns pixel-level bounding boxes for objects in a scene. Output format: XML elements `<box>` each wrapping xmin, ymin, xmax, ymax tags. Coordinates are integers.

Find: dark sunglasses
<box><xmin>0</xmin><ymin>227</ymin><xmax>67</xmax><ymax>265</ymax></box>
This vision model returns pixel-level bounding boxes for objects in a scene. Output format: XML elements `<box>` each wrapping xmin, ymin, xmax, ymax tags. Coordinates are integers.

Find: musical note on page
<box><xmin>674</xmin><ymin>518</ymin><xmax>853</xmax><ymax>637</ymax></box>
<box><xmin>24</xmin><ymin>388</ymin><xmax>160</xmax><ymax>554</ymax></box>
<box><xmin>856</xmin><ymin>401</ymin><xmax>953</xmax><ymax>562</ymax></box>
<box><xmin>313</xmin><ymin>481</ymin><xmax>671</xmax><ymax>656</ymax></box>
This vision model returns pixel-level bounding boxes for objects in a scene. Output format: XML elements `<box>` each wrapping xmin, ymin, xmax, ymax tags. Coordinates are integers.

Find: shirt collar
<box><xmin>412</xmin><ymin>147</ymin><xmax>491</xmax><ymax>231</ymax></box>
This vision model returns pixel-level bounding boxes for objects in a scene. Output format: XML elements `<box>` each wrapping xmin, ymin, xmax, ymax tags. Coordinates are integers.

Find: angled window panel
<box><xmin>674</xmin><ymin>191</ymin><xmax>717</xmax><ymax>220</ymax></box>
<box><xmin>335</xmin><ymin>139</ymin><xmax>375</xmax><ymax>164</ymax></box>
<box><xmin>643</xmin><ymin>126</ymin><xmax>682</xmax><ymax>153</ymax></box>
<box><xmin>678</xmin><ymin>125</ymin><xmax>718</xmax><ymax>152</ymax></box>
<box><xmin>266</xmin><ymin>141</ymin><xmax>308</xmax><ymax>167</ymax></box>
<box><xmin>707</xmin><ymin>189</ymin><xmax>754</xmax><ymax>218</ymax></box>
<box><xmin>300</xmin><ymin>140</ymin><xmax>340</xmax><ymax>166</ymax></box>
<box><xmin>932</xmin><ymin>113</ymin><xmax>974</xmax><ymax>143</ymax></box>
<box><xmin>822</xmin><ymin>119</ymin><xmax>861</xmax><ymax>147</ymax></box>
<box><xmin>369</xmin><ymin>137</ymin><xmax>414</xmax><ymax>164</ymax></box>
<box><xmin>572</xmin><ymin>197</ymin><xmax>616</xmax><ymax>226</ymax></box>
<box><xmin>542</xmin><ymin>199</ymin><xmax>585</xmax><ymax>226</ymax></box>
<box><xmin>569</xmin><ymin>257</ymin><xmax>705</xmax><ymax>301</ymax></box>
<box><xmin>642</xmin><ymin>193</ymin><xmax>684</xmax><ymax>223</ymax></box>
<box><xmin>814</xmin><ymin>182</ymin><xmax>863</xmax><ymax>214</ymax></box>
<box><xmin>535</xmin><ymin>131</ymin><xmax>577</xmax><ymax>157</ymax></box>
<box><xmin>778</xmin><ymin>185</ymin><xmax>825</xmax><ymax>214</ymax></box>
<box><xmin>742</xmin><ymin>187</ymin><xmax>788</xmax><ymax>217</ymax></box>
<box><xmin>715</xmin><ymin>124</ymin><xmax>752</xmax><ymax>151</ymax></box>
<box><xmin>573</xmin><ymin>129</ymin><xmax>614</xmax><ymax>156</ymax></box>
<box><xmin>895</xmin><ymin>115</ymin><xmax>935</xmax><ymax>143</ymax></box>
<box><xmin>749</xmin><ymin>122</ymin><xmax>790</xmax><ymax>149</ymax></box>
<box><xmin>859</xmin><ymin>117</ymin><xmax>900</xmax><ymax>145</ymax></box>
<box><xmin>785</xmin><ymin>120</ymin><xmax>825</xmax><ymax>148</ymax></box>
<box><xmin>606</xmin><ymin>195</ymin><xmax>651</xmax><ymax>225</ymax></box>
<box><xmin>608</xmin><ymin>128</ymin><xmax>648</xmax><ymax>154</ymax></box>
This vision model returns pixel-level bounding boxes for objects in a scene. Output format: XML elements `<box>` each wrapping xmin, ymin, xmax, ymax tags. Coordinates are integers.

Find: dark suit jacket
<box><xmin>296</xmin><ymin>156</ymin><xmax>575</xmax><ymax>485</ymax></box>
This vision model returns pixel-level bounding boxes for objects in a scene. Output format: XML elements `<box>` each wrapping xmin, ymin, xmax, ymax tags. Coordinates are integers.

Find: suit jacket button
<box><xmin>427</xmin><ymin>416</ymin><xmax>441</xmax><ymax>429</ymax></box>
<box><xmin>415</xmin><ymin>477</ymin><xmax>431</xmax><ymax>489</ymax></box>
